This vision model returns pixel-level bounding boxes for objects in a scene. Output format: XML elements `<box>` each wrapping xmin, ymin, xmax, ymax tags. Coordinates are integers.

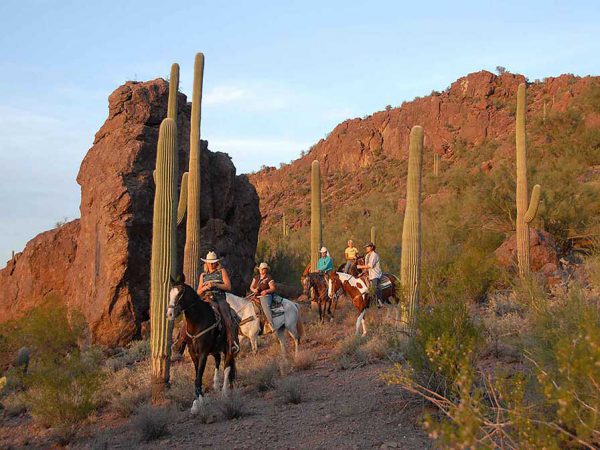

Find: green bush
<box><xmin>1</xmin><ymin>302</ymin><xmax>104</xmax><ymax>429</ymax></box>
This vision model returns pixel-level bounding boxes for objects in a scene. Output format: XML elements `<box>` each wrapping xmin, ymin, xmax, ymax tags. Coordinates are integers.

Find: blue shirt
<box><xmin>317</xmin><ymin>255</ymin><xmax>334</xmax><ymax>273</ymax></box>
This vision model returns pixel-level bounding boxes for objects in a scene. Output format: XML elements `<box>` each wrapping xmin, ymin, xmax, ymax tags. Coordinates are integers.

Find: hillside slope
<box><xmin>249</xmin><ymin>70</ymin><xmax>600</xmax><ymax>286</ymax></box>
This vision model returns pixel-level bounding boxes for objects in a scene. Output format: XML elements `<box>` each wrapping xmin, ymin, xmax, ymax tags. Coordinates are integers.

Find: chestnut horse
<box><xmin>301</xmin><ymin>264</ymin><xmax>333</xmax><ymax>322</ymax></box>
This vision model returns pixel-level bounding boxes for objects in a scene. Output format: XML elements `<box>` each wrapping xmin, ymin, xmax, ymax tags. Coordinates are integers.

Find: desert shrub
<box><xmin>2</xmin><ymin>391</ymin><xmax>27</xmax><ymax>417</ymax></box>
<box><xmin>253</xmin><ymin>362</ymin><xmax>279</xmax><ymax>392</ymax></box>
<box><xmin>25</xmin><ymin>346</ymin><xmax>104</xmax><ymax>428</ymax></box>
<box><xmin>278</xmin><ymin>377</ymin><xmax>304</xmax><ymax>404</ymax></box>
<box><xmin>133</xmin><ymin>405</ymin><xmax>171</xmax><ymax>442</ymax></box>
<box><xmin>405</xmin><ymin>299</ymin><xmax>482</xmax><ymax>399</ymax></box>
<box><xmin>215</xmin><ymin>391</ymin><xmax>247</xmax><ymax>419</ymax></box>
<box><xmin>0</xmin><ymin>303</ymin><xmax>104</xmax><ymax>429</ymax></box>
<box><xmin>106</xmin><ymin>340</ymin><xmax>150</xmax><ymax>372</ymax></box>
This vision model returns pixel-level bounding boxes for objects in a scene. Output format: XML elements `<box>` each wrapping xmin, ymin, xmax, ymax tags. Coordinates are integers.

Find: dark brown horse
<box><xmin>301</xmin><ymin>264</ymin><xmax>333</xmax><ymax>322</ymax></box>
<box><xmin>167</xmin><ymin>278</ymin><xmax>235</xmax><ymax>414</ymax></box>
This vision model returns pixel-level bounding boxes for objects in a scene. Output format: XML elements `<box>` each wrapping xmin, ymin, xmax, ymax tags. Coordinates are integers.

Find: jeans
<box><xmin>344</xmin><ymin>260</ymin><xmax>353</xmax><ymax>273</ymax></box>
<box><xmin>370</xmin><ymin>277</ymin><xmax>382</xmax><ymax>302</ymax></box>
<box><xmin>260</xmin><ymin>294</ymin><xmax>275</xmax><ymax>328</ymax></box>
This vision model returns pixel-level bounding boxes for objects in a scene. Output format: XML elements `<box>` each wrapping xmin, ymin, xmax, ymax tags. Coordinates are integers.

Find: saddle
<box><xmin>250</xmin><ymin>294</ymin><xmax>286</xmax><ymax>320</ymax></box>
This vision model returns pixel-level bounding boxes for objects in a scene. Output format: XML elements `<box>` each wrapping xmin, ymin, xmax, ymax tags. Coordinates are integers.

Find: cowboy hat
<box><xmin>320</xmin><ymin>247</ymin><xmax>328</xmax><ymax>253</ymax></box>
<box><xmin>201</xmin><ymin>251</ymin><xmax>221</xmax><ymax>263</ymax></box>
<box><xmin>258</xmin><ymin>262</ymin><xmax>270</xmax><ymax>270</ymax></box>
<box><xmin>364</xmin><ymin>242</ymin><xmax>375</xmax><ymax>249</ymax></box>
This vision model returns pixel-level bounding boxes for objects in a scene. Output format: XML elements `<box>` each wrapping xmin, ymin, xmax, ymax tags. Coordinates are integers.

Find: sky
<box><xmin>0</xmin><ymin>0</ymin><xmax>599</xmax><ymax>262</ymax></box>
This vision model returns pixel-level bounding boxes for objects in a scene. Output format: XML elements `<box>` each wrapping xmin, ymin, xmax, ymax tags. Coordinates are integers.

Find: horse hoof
<box><xmin>190</xmin><ymin>397</ymin><xmax>204</xmax><ymax>415</ymax></box>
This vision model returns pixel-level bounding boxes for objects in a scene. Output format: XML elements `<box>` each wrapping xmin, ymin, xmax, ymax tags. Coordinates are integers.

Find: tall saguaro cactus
<box><xmin>283</xmin><ymin>212</ymin><xmax>288</xmax><ymax>237</ymax></box>
<box><xmin>183</xmin><ymin>53</ymin><xmax>205</xmax><ymax>290</ymax></box>
<box><xmin>370</xmin><ymin>225</ymin><xmax>377</xmax><ymax>246</ymax></box>
<box><xmin>400</xmin><ymin>126</ymin><xmax>424</xmax><ymax>333</ymax></box>
<box><xmin>515</xmin><ymin>83</ymin><xmax>542</xmax><ymax>278</ymax></box>
<box><xmin>150</xmin><ymin>118</ymin><xmax>179</xmax><ymax>402</ymax></box>
<box><xmin>433</xmin><ymin>153</ymin><xmax>440</xmax><ymax>177</ymax></box>
<box><xmin>310</xmin><ymin>160</ymin><xmax>322</xmax><ymax>271</ymax></box>
<box><xmin>167</xmin><ymin>63</ymin><xmax>180</xmax><ymax>120</ymax></box>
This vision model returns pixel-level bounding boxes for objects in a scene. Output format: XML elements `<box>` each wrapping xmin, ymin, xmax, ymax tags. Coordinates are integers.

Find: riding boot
<box><xmin>260</xmin><ymin>295</ymin><xmax>275</xmax><ymax>333</ymax></box>
<box><xmin>170</xmin><ymin>321</ymin><xmax>187</xmax><ymax>362</ymax></box>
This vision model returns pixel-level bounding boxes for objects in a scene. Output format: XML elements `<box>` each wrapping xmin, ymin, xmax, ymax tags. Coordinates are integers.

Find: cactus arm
<box><xmin>177</xmin><ymin>172</ymin><xmax>188</xmax><ymax>226</ymax></box>
<box><xmin>524</xmin><ymin>184</ymin><xmax>541</xmax><ymax>224</ymax></box>
<box><xmin>183</xmin><ymin>53</ymin><xmax>205</xmax><ymax>290</ymax></box>
<box><xmin>167</xmin><ymin>63</ymin><xmax>180</xmax><ymax>121</ymax></box>
<box><xmin>370</xmin><ymin>225</ymin><xmax>376</xmax><ymax>246</ymax></box>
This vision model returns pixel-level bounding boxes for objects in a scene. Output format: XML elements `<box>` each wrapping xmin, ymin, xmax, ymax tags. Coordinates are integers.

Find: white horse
<box><xmin>225</xmin><ymin>293</ymin><xmax>304</xmax><ymax>356</ymax></box>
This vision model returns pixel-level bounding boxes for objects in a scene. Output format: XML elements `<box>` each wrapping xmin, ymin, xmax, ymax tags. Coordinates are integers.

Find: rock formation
<box><xmin>0</xmin><ymin>79</ymin><xmax>260</xmax><ymax>347</ymax></box>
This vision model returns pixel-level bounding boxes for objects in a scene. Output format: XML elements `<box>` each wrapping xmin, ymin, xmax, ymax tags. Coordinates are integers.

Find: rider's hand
<box><xmin>260</xmin><ymin>290</ymin><xmax>268</xmax><ymax>296</ymax></box>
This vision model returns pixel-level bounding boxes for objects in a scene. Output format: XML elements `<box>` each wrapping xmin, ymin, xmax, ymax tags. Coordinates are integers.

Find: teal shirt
<box><xmin>317</xmin><ymin>255</ymin><xmax>334</xmax><ymax>273</ymax></box>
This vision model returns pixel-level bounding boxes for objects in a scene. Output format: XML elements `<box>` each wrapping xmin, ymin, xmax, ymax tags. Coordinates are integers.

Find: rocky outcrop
<box><xmin>494</xmin><ymin>228</ymin><xmax>560</xmax><ymax>274</ymax></box>
<box><xmin>0</xmin><ymin>79</ymin><xmax>260</xmax><ymax>347</ymax></box>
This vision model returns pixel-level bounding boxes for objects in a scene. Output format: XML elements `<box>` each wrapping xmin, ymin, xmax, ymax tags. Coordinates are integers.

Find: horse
<box><xmin>347</xmin><ymin>256</ymin><xmax>400</xmax><ymax>306</ymax></box>
<box><xmin>225</xmin><ymin>293</ymin><xmax>304</xmax><ymax>356</ymax></box>
<box><xmin>301</xmin><ymin>264</ymin><xmax>334</xmax><ymax>322</ymax></box>
<box><xmin>167</xmin><ymin>278</ymin><xmax>235</xmax><ymax>415</ymax></box>
<box><xmin>329</xmin><ymin>271</ymin><xmax>371</xmax><ymax>335</ymax></box>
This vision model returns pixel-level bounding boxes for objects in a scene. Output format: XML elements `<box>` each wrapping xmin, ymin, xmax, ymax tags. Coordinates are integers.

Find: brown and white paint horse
<box><xmin>342</xmin><ymin>256</ymin><xmax>400</xmax><ymax>306</ymax></box>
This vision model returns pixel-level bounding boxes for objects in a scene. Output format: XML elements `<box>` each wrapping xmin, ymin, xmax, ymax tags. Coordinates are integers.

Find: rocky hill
<box><xmin>0</xmin><ymin>79</ymin><xmax>260</xmax><ymax>347</ymax></box>
<box><xmin>250</xmin><ymin>70</ymin><xmax>600</xmax><ymax>237</ymax></box>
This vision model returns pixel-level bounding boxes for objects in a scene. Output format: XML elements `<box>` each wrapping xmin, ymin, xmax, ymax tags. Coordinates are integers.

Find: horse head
<box><xmin>167</xmin><ymin>275</ymin><xmax>187</xmax><ymax>320</ymax></box>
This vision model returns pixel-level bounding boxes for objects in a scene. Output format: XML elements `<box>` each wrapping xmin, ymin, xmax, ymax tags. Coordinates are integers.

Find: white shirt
<box><xmin>365</xmin><ymin>251</ymin><xmax>382</xmax><ymax>280</ymax></box>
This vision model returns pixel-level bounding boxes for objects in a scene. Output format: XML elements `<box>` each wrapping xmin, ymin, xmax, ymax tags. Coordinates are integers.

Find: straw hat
<box><xmin>201</xmin><ymin>251</ymin><xmax>221</xmax><ymax>263</ymax></box>
<box><xmin>320</xmin><ymin>247</ymin><xmax>328</xmax><ymax>253</ymax></box>
<box><xmin>258</xmin><ymin>262</ymin><xmax>270</xmax><ymax>271</ymax></box>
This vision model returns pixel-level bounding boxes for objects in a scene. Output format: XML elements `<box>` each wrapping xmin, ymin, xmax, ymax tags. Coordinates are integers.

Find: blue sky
<box><xmin>0</xmin><ymin>0</ymin><xmax>599</xmax><ymax>262</ymax></box>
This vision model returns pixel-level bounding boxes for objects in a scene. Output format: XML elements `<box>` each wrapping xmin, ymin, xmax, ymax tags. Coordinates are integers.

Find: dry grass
<box><xmin>292</xmin><ymin>350</ymin><xmax>317</xmax><ymax>371</ymax></box>
<box><xmin>277</xmin><ymin>377</ymin><xmax>304</xmax><ymax>404</ymax></box>
<box><xmin>166</xmin><ymin>363</ymin><xmax>195</xmax><ymax>409</ymax></box>
<box><xmin>132</xmin><ymin>405</ymin><xmax>173</xmax><ymax>442</ymax></box>
<box><xmin>2</xmin><ymin>391</ymin><xmax>27</xmax><ymax>417</ymax></box>
<box><xmin>104</xmin><ymin>365</ymin><xmax>151</xmax><ymax>418</ymax></box>
<box><xmin>215</xmin><ymin>390</ymin><xmax>247</xmax><ymax>420</ymax></box>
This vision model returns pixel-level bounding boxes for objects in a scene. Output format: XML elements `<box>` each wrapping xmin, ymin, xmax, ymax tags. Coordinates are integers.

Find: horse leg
<box><xmin>287</xmin><ymin>328</ymin><xmax>300</xmax><ymax>355</ymax></box>
<box><xmin>213</xmin><ymin>352</ymin><xmax>222</xmax><ymax>392</ymax></box>
<box><xmin>276</xmin><ymin>327</ymin><xmax>287</xmax><ymax>358</ymax></box>
<box><xmin>191</xmin><ymin>352</ymin><xmax>208</xmax><ymax>415</ymax></box>
<box><xmin>222</xmin><ymin>352</ymin><xmax>236</xmax><ymax>395</ymax></box>
<box><xmin>355</xmin><ymin>309</ymin><xmax>366</xmax><ymax>336</ymax></box>
<box><xmin>361</xmin><ymin>310</ymin><xmax>368</xmax><ymax>336</ymax></box>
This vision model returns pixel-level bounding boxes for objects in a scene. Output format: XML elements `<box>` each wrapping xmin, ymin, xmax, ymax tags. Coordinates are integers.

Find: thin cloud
<box><xmin>203</xmin><ymin>83</ymin><xmax>292</xmax><ymax>112</ymax></box>
<box><xmin>204</xmin><ymin>86</ymin><xmax>248</xmax><ymax>105</ymax></box>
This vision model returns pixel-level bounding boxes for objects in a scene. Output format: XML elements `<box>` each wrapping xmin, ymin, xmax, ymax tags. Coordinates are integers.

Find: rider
<box><xmin>357</xmin><ymin>242</ymin><xmax>383</xmax><ymax>305</ymax></box>
<box><xmin>317</xmin><ymin>246</ymin><xmax>334</xmax><ymax>298</ymax></box>
<box><xmin>198</xmin><ymin>251</ymin><xmax>240</xmax><ymax>355</ymax></box>
<box><xmin>250</xmin><ymin>262</ymin><xmax>277</xmax><ymax>333</ymax></box>
<box><xmin>343</xmin><ymin>239</ymin><xmax>359</xmax><ymax>273</ymax></box>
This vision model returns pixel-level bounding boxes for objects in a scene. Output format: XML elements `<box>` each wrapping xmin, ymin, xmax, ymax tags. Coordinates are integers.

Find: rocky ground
<box><xmin>1</xmin><ymin>301</ymin><xmax>431</xmax><ymax>449</ymax></box>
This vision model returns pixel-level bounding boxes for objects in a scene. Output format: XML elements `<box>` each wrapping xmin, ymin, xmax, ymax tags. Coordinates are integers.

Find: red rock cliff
<box><xmin>0</xmin><ymin>79</ymin><xmax>260</xmax><ymax>347</ymax></box>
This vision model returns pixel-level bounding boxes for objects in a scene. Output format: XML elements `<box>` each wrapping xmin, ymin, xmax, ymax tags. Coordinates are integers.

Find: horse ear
<box><xmin>174</xmin><ymin>273</ymin><xmax>185</xmax><ymax>285</ymax></box>
<box><xmin>170</xmin><ymin>275</ymin><xmax>176</xmax><ymax>285</ymax></box>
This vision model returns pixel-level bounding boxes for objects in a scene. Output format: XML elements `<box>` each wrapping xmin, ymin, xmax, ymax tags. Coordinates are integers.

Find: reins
<box><xmin>174</xmin><ymin>285</ymin><xmax>222</xmax><ymax>341</ymax></box>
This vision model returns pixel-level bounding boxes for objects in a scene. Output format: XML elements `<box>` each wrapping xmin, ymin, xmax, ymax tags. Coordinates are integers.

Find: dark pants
<box><xmin>214</xmin><ymin>294</ymin><xmax>240</xmax><ymax>355</ymax></box>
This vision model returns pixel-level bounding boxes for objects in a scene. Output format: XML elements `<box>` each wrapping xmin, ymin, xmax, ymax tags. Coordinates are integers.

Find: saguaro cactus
<box><xmin>167</xmin><ymin>63</ymin><xmax>180</xmax><ymax>121</ymax></box>
<box><xmin>150</xmin><ymin>118</ymin><xmax>179</xmax><ymax>402</ymax></box>
<box><xmin>400</xmin><ymin>126</ymin><xmax>424</xmax><ymax>333</ymax></box>
<box><xmin>515</xmin><ymin>83</ymin><xmax>542</xmax><ymax>278</ymax></box>
<box><xmin>183</xmin><ymin>53</ymin><xmax>205</xmax><ymax>290</ymax></box>
<box><xmin>433</xmin><ymin>153</ymin><xmax>440</xmax><ymax>177</ymax></box>
<box><xmin>370</xmin><ymin>225</ymin><xmax>377</xmax><ymax>246</ymax></box>
<box><xmin>310</xmin><ymin>160</ymin><xmax>322</xmax><ymax>271</ymax></box>
<box><xmin>283</xmin><ymin>212</ymin><xmax>288</xmax><ymax>237</ymax></box>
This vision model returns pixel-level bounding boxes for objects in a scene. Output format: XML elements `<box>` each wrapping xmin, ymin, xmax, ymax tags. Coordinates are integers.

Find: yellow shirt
<box><xmin>344</xmin><ymin>246</ymin><xmax>359</xmax><ymax>260</ymax></box>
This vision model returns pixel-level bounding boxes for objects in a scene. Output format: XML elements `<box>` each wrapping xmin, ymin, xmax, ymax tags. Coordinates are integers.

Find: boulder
<box><xmin>0</xmin><ymin>79</ymin><xmax>260</xmax><ymax>347</ymax></box>
<box><xmin>494</xmin><ymin>228</ymin><xmax>560</xmax><ymax>273</ymax></box>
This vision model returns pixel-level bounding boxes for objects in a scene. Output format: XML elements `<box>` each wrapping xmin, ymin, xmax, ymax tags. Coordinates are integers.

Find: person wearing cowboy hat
<box><xmin>357</xmin><ymin>242</ymin><xmax>383</xmax><ymax>304</ymax></box>
<box><xmin>250</xmin><ymin>262</ymin><xmax>277</xmax><ymax>333</ymax></box>
<box><xmin>197</xmin><ymin>251</ymin><xmax>240</xmax><ymax>355</ymax></box>
<box><xmin>316</xmin><ymin>246</ymin><xmax>334</xmax><ymax>274</ymax></box>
